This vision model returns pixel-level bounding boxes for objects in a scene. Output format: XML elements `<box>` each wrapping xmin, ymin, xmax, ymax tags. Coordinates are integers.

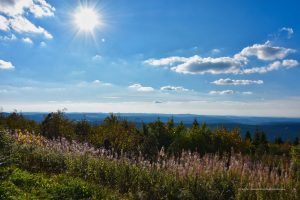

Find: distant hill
<box><xmin>4</xmin><ymin>112</ymin><xmax>300</xmax><ymax>141</ymax></box>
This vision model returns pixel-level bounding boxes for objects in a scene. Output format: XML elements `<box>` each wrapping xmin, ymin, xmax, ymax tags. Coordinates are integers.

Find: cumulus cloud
<box><xmin>282</xmin><ymin>59</ymin><xmax>298</xmax><ymax>67</ymax></box>
<box><xmin>235</xmin><ymin>41</ymin><xmax>295</xmax><ymax>61</ymax></box>
<box><xmin>0</xmin><ymin>0</ymin><xmax>54</xmax><ymax>39</ymax></box>
<box><xmin>146</xmin><ymin>55</ymin><xmax>241</xmax><ymax>75</ymax></box>
<box><xmin>144</xmin><ymin>56</ymin><xmax>188</xmax><ymax>66</ymax></box>
<box><xmin>92</xmin><ymin>80</ymin><xmax>112</xmax><ymax>86</ymax></box>
<box><xmin>144</xmin><ymin>41</ymin><xmax>297</xmax><ymax>75</ymax></box>
<box><xmin>211</xmin><ymin>78</ymin><xmax>263</xmax><ymax>85</ymax></box>
<box><xmin>9</xmin><ymin>16</ymin><xmax>53</xmax><ymax>39</ymax></box>
<box><xmin>0</xmin><ymin>59</ymin><xmax>14</xmax><ymax>70</ymax></box>
<box><xmin>0</xmin><ymin>33</ymin><xmax>16</xmax><ymax>41</ymax></box>
<box><xmin>243</xmin><ymin>59</ymin><xmax>298</xmax><ymax>74</ymax></box>
<box><xmin>280</xmin><ymin>27</ymin><xmax>294</xmax><ymax>39</ymax></box>
<box><xmin>22</xmin><ymin>37</ymin><xmax>33</xmax><ymax>44</ymax></box>
<box><xmin>129</xmin><ymin>83</ymin><xmax>154</xmax><ymax>92</ymax></box>
<box><xmin>0</xmin><ymin>15</ymin><xmax>9</xmax><ymax>31</ymax></box>
<box><xmin>145</xmin><ymin>55</ymin><xmax>243</xmax><ymax>74</ymax></box>
<box><xmin>209</xmin><ymin>90</ymin><xmax>235</xmax><ymax>95</ymax></box>
<box><xmin>0</xmin><ymin>0</ymin><xmax>55</xmax><ymax>18</ymax></box>
<box><xmin>172</xmin><ymin>56</ymin><xmax>243</xmax><ymax>74</ymax></box>
<box><xmin>160</xmin><ymin>85</ymin><xmax>189</xmax><ymax>92</ymax></box>
<box><xmin>28</xmin><ymin>0</ymin><xmax>55</xmax><ymax>18</ymax></box>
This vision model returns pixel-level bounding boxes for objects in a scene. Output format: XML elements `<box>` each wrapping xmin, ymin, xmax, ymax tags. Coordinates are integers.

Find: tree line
<box><xmin>0</xmin><ymin>111</ymin><xmax>298</xmax><ymax>159</ymax></box>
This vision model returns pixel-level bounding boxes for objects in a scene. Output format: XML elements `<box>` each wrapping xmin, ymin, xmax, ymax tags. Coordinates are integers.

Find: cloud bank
<box><xmin>243</xmin><ymin>60</ymin><xmax>298</xmax><ymax>74</ymax></box>
<box><xmin>209</xmin><ymin>90</ymin><xmax>235</xmax><ymax>95</ymax></box>
<box><xmin>211</xmin><ymin>78</ymin><xmax>264</xmax><ymax>85</ymax></box>
<box><xmin>160</xmin><ymin>85</ymin><xmax>189</xmax><ymax>92</ymax></box>
<box><xmin>0</xmin><ymin>0</ymin><xmax>55</xmax><ymax>39</ymax></box>
<box><xmin>144</xmin><ymin>41</ymin><xmax>298</xmax><ymax>75</ymax></box>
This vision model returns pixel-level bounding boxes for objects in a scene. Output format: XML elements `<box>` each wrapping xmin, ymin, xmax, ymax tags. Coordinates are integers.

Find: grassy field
<box><xmin>1</xmin><ymin>130</ymin><xmax>300</xmax><ymax>199</ymax></box>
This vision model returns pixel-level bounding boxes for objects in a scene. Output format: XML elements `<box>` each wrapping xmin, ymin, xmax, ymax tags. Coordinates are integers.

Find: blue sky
<box><xmin>0</xmin><ymin>0</ymin><xmax>300</xmax><ymax>116</ymax></box>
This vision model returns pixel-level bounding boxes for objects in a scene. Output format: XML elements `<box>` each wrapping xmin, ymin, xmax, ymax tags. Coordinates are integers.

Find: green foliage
<box><xmin>98</xmin><ymin>114</ymin><xmax>141</xmax><ymax>152</ymax></box>
<box><xmin>148</xmin><ymin>118</ymin><xmax>172</xmax><ymax>150</ymax></box>
<box><xmin>2</xmin><ymin>111</ymin><xmax>294</xmax><ymax>159</ymax></box>
<box><xmin>1</xmin><ymin>129</ymin><xmax>299</xmax><ymax>200</ymax></box>
<box><xmin>292</xmin><ymin>144</ymin><xmax>300</xmax><ymax>180</ymax></box>
<box><xmin>41</xmin><ymin>110</ymin><xmax>75</xmax><ymax>140</ymax></box>
<box><xmin>0</xmin><ymin>111</ymin><xmax>39</xmax><ymax>133</ymax></box>
<box><xmin>244</xmin><ymin>131</ymin><xmax>252</xmax><ymax>142</ymax></box>
<box><xmin>75</xmin><ymin>119</ymin><xmax>91</xmax><ymax>142</ymax></box>
<box><xmin>0</xmin><ymin>130</ymin><xmax>12</xmax><ymax>152</ymax></box>
<box><xmin>13</xmin><ymin>144</ymin><xmax>67</xmax><ymax>173</ymax></box>
<box><xmin>0</xmin><ymin>167</ymin><xmax>128</xmax><ymax>200</ymax></box>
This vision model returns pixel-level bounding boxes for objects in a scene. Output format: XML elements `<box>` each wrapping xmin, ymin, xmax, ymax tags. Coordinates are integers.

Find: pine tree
<box><xmin>274</xmin><ymin>137</ymin><xmax>283</xmax><ymax>145</ymax></box>
<box><xmin>192</xmin><ymin>118</ymin><xmax>199</xmax><ymax>129</ymax></box>
<box><xmin>245</xmin><ymin>131</ymin><xmax>252</xmax><ymax>142</ymax></box>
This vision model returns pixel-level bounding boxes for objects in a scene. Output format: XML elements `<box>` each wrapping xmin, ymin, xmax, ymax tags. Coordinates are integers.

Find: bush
<box><xmin>0</xmin><ymin>166</ymin><xmax>129</xmax><ymax>199</ymax></box>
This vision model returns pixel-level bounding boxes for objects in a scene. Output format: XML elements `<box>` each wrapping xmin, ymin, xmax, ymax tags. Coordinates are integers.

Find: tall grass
<box><xmin>1</xmin><ymin>129</ymin><xmax>300</xmax><ymax>199</ymax></box>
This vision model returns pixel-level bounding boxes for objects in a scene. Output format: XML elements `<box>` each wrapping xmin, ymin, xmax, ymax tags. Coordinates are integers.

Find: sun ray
<box><xmin>74</xmin><ymin>7</ymin><xmax>99</xmax><ymax>32</ymax></box>
<box><xmin>73</xmin><ymin>3</ymin><xmax>104</xmax><ymax>36</ymax></box>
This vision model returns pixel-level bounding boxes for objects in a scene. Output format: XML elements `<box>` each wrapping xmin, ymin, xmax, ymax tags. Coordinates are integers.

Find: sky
<box><xmin>0</xmin><ymin>0</ymin><xmax>300</xmax><ymax>117</ymax></box>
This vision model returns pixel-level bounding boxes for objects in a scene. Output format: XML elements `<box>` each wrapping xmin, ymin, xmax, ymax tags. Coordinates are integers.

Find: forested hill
<box><xmin>3</xmin><ymin>112</ymin><xmax>300</xmax><ymax>141</ymax></box>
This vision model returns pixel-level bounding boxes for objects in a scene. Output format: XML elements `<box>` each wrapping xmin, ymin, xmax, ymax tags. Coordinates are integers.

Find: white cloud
<box><xmin>282</xmin><ymin>59</ymin><xmax>298</xmax><ymax>67</ymax></box>
<box><xmin>243</xmin><ymin>59</ymin><xmax>298</xmax><ymax>74</ymax></box>
<box><xmin>144</xmin><ymin>56</ymin><xmax>188</xmax><ymax>66</ymax></box>
<box><xmin>0</xmin><ymin>0</ymin><xmax>55</xmax><ymax>18</ymax></box>
<box><xmin>9</xmin><ymin>16</ymin><xmax>53</xmax><ymax>39</ymax></box>
<box><xmin>0</xmin><ymin>0</ymin><xmax>54</xmax><ymax>39</ymax></box>
<box><xmin>211</xmin><ymin>78</ymin><xmax>264</xmax><ymax>85</ymax></box>
<box><xmin>145</xmin><ymin>55</ymin><xmax>243</xmax><ymax>75</ymax></box>
<box><xmin>160</xmin><ymin>85</ymin><xmax>189</xmax><ymax>92</ymax></box>
<box><xmin>0</xmin><ymin>33</ymin><xmax>17</xmax><ymax>41</ymax></box>
<box><xmin>0</xmin><ymin>59</ymin><xmax>14</xmax><ymax>70</ymax></box>
<box><xmin>211</xmin><ymin>48</ymin><xmax>221</xmax><ymax>54</ymax></box>
<box><xmin>280</xmin><ymin>27</ymin><xmax>293</xmax><ymax>39</ymax></box>
<box><xmin>39</xmin><ymin>41</ymin><xmax>46</xmax><ymax>47</ymax></box>
<box><xmin>29</xmin><ymin>0</ymin><xmax>56</xmax><ymax>18</ymax></box>
<box><xmin>0</xmin><ymin>15</ymin><xmax>9</xmax><ymax>31</ymax></box>
<box><xmin>235</xmin><ymin>41</ymin><xmax>295</xmax><ymax>61</ymax></box>
<box><xmin>209</xmin><ymin>90</ymin><xmax>253</xmax><ymax>95</ymax></box>
<box><xmin>171</xmin><ymin>56</ymin><xmax>242</xmax><ymax>74</ymax></box>
<box><xmin>129</xmin><ymin>83</ymin><xmax>154</xmax><ymax>92</ymax></box>
<box><xmin>242</xmin><ymin>91</ymin><xmax>253</xmax><ymax>95</ymax></box>
<box><xmin>145</xmin><ymin>41</ymin><xmax>297</xmax><ymax>75</ymax></box>
<box><xmin>77</xmin><ymin>80</ymin><xmax>112</xmax><ymax>87</ymax></box>
<box><xmin>92</xmin><ymin>80</ymin><xmax>112</xmax><ymax>86</ymax></box>
<box><xmin>22</xmin><ymin>37</ymin><xmax>33</xmax><ymax>44</ymax></box>
<box><xmin>209</xmin><ymin>90</ymin><xmax>235</xmax><ymax>95</ymax></box>
<box><xmin>92</xmin><ymin>54</ymin><xmax>102</xmax><ymax>61</ymax></box>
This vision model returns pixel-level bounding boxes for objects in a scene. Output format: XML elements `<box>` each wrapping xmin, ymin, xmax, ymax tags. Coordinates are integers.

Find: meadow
<box><xmin>1</xmin><ymin>111</ymin><xmax>300</xmax><ymax>199</ymax></box>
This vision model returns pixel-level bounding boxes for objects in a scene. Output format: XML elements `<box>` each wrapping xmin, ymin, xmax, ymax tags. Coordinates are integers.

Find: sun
<box><xmin>74</xmin><ymin>7</ymin><xmax>99</xmax><ymax>32</ymax></box>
